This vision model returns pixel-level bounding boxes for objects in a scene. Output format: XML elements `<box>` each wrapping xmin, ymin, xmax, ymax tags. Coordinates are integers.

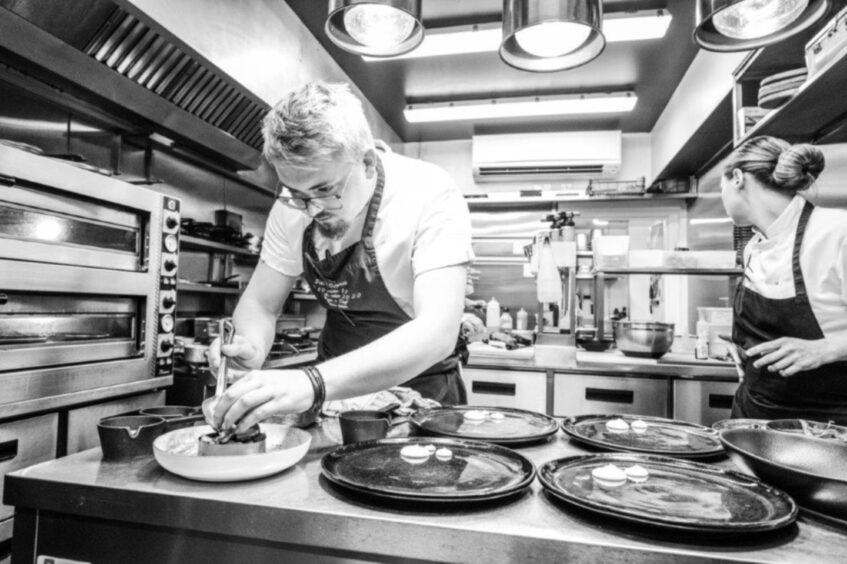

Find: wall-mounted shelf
<box><xmin>177</xmin><ymin>282</ymin><xmax>240</xmax><ymax>295</ymax></box>
<box><xmin>465</xmin><ymin>192</ymin><xmax>698</xmax><ymax>211</ymax></box>
<box><xmin>179</xmin><ymin>235</ymin><xmax>259</xmax><ymax>259</ymax></box>
<box><xmin>732</xmin><ymin>7</ymin><xmax>847</xmax><ymax>146</ymax></box>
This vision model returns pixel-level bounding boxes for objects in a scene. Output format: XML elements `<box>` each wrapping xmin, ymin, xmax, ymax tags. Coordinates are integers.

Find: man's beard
<box><xmin>314</xmin><ymin>215</ymin><xmax>349</xmax><ymax>240</ymax></box>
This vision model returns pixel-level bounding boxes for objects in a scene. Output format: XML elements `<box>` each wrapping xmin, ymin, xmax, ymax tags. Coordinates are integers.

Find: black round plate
<box><xmin>539</xmin><ymin>453</ymin><xmax>797</xmax><ymax>533</ymax></box>
<box><xmin>561</xmin><ymin>414</ymin><xmax>724</xmax><ymax>458</ymax></box>
<box><xmin>410</xmin><ymin>406</ymin><xmax>559</xmax><ymax>446</ymax></box>
<box><xmin>321</xmin><ymin>437</ymin><xmax>535</xmax><ymax>503</ymax></box>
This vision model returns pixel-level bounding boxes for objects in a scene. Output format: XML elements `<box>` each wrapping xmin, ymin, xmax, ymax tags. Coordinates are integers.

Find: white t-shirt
<box><xmin>260</xmin><ymin>149</ymin><xmax>475</xmax><ymax>317</ymax></box>
<box><xmin>742</xmin><ymin>195</ymin><xmax>847</xmax><ymax>337</ymax></box>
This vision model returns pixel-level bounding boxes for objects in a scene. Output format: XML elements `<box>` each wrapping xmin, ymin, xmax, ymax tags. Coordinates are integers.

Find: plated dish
<box><xmin>539</xmin><ymin>453</ymin><xmax>797</xmax><ymax>533</ymax></box>
<box><xmin>321</xmin><ymin>437</ymin><xmax>535</xmax><ymax>503</ymax></box>
<box><xmin>153</xmin><ymin>424</ymin><xmax>311</xmax><ymax>482</ymax></box>
<box><xmin>561</xmin><ymin>414</ymin><xmax>724</xmax><ymax>458</ymax></box>
<box><xmin>410</xmin><ymin>406</ymin><xmax>559</xmax><ymax>446</ymax></box>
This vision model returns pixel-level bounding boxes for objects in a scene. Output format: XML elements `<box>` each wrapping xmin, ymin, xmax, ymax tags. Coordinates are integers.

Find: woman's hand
<box><xmin>207</xmin><ymin>334</ymin><xmax>265</xmax><ymax>375</ymax></box>
<box><xmin>749</xmin><ymin>337</ymin><xmax>834</xmax><ymax>377</ymax></box>
<box><xmin>211</xmin><ymin>369</ymin><xmax>314</xmax><ymax>433</ymax></box>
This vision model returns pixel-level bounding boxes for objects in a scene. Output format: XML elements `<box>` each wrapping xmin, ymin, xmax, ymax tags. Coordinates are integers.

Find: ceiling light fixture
<box><xmin>500</xmin><ymin>0</ymin><xmax>605</xmax><ymax>72</ymax></box>
<box><xmin>325</xmin><ymin>0</ymin><xmax>424</xmax><ymax>57</ymax></box>
<box><xmin>403</xmin><ymin>91</ymin><xmax>637</xmax><ymax>123</ymax></box>
<box><xmin>694</xmin><ymin>0</ymin><xmax>830</xmax><ymax>52</ymax></box>
<box><xmin>362</xmin><ymin>11</ymin><xmax>672</xmax><ymax>61</ymax></box>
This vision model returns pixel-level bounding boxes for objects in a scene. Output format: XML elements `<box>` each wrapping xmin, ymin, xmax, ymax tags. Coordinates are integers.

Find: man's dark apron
<box><xmin>731</xmin><ymin>200</ymin><xmax>847</xmax><ymax>424</ymax></box>
<box><xmin>301</xmin><ymin>155</ymin><xmax>466</xmax><ymax>405</ymax></box>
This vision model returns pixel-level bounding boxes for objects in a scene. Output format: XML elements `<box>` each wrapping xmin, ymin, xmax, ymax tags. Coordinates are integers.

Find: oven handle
<box><xmin>0</xmin><ymin>293</ymin><xmax>7</xmax><ymax>305</ymax></box>
<box><xmin>0</xmin><ymin>439</ymin><xmax>18</xmax><ymax>463</ymax></box>
<box><xmin>0</xmin><ymin>173</ymin><xmax>14</xmax><ymax>186</ymax></box>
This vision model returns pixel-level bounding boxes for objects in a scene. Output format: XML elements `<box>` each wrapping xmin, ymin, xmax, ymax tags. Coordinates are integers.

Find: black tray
<box><xmin>410</xmin><ymin>406</ymin><xmax>559</xmax><ymax>446</ymax></box>
<box><xmin>321</xmin><ymin>437</ymin><xmax>535</xmax><ymax>503</ymax></box>
<box><xmin>561</xmin><ymin>414</ymin><xmax>724</xmax><ymax>458</ymax></box>
<box><xmin>539</xmin><ymin>453</ymin><xmax>797</xmax><ymax>534</ymax></box>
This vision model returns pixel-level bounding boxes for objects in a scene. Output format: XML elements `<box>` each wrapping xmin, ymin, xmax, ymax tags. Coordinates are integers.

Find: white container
<box><xmin>500</xmin><ymin>309</ymin><xmax>513</xmax><ymax>331</ymax></box>
<box><xmin>697</xmin><ymin>307</ymin><xmax>733</xmax><ymax>324</ymax></box>
<box><xmin>628</xmin><ymin>250</ymin><xmax>665</xmax><ymax>267</ymax></box>
<box><xmin>485</xmin><ymin>297</ymin><xmax>501</xmax><ymax>331</ymax></box>
<box><xmin>516</xmin><ymin>308</ymin><xmax>529</xmax><ymax>330</ymax></box>
<box><xmin>593</xmin><ymin>235</ymin><xmax>630</xmax><ymax>269</ymax></box>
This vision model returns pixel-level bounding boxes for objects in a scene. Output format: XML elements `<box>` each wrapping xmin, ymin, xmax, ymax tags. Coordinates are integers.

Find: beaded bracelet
<box><xmin>301</xmin><ymin>365</ymin><xmax>326</xmax><ymax>420</ymax></box>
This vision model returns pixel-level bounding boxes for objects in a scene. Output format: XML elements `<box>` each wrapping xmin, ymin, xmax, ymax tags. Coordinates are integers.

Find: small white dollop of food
<box><xmin>625</xmin><ymin>464</ymin><xmax>649</xmax><ymax>483</ymax></box>
<box><xmin>591</xmin><ymin>464</ymin><xmax>627</xmax><ymax>488</ymax></box>
<box><xmin>464</xmin><ymin>410</ymin><xmax>488</xmax><ymax>421</ymax></box>
<box><xmin>630</xmin><ymin>420</ymin><xmax>648</xmax><ymax>434</ymax></box>
<box><xmin>424</xmin><ymin>444</ymin><xmax>437</xmax><ymax>454</ymax></box>
<box><xmin>490</xmin><ymin>411</ymin><xmax>505</xmax><ymax>420</ymax></box>
<box><xmin>400</xmin><ymin>444</ymin><xmax>431</xmax><ymax>464</ymax></box>
<box><xmin>605</xmin><ymin>418</ymin><xmax>630</xmax><ymax>433</ymax></box>
<box><xmin>435</xmin><ymin>447</ymin><xmax>453</xmax><ymax>461</ymax></box>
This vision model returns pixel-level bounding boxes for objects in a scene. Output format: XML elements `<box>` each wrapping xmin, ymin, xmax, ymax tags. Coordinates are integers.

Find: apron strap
<box><xmin>361</xmin><ymin>154</ymin><xmax>385</xmax><ymax>268</ymax></box>
<box><xmin>791</xmin><ymin>200</ymin><xmax>814</xmax><ymax>299</ymax></box>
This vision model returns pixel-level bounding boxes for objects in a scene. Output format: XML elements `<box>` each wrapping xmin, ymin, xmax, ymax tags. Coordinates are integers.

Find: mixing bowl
<box><xmin>613</xmin><ymin>320</ymin><xmax>674</xmax><ymax>359</ymax></box>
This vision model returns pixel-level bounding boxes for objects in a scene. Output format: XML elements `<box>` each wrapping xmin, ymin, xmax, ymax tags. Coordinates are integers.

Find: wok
<box><xmin>720</xmin><ymin>428</ymin><xmax>847</xmax><ymax>519</ymax></box>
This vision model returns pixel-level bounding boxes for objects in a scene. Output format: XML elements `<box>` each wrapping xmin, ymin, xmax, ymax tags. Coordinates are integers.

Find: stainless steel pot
<box><xmin>97</xmin><ymin>415</ymin><xmax>167</xmax><ymax>460</ymax></box>
<box><xmin>613</xmin><ymin>320</ymin><xmax>674</xmax><ymax>359</ymax></box>
<box><xmin>183</xmin><ymin>343</ymin><xmax>209</xmax><ymax>364</ymax></box>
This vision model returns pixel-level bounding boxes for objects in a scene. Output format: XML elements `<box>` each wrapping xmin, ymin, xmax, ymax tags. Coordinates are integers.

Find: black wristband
<box><xmin>302</xmin><ymin>365</ymin><xmax>326</xmax><ymax>417</ymax></box>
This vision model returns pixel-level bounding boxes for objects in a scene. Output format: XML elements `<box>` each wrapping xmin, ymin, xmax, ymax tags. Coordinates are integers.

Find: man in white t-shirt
<box><xmin>209</xmin><ymin>82</ymin><xmax>474</xmax><ymax>432</ymax></box>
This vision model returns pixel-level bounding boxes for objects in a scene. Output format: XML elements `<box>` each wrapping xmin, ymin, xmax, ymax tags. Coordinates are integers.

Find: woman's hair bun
<box><xmin>772</xmin><ymin>143</ymin><xmax>825</xmax><ymax>192</ymax></box>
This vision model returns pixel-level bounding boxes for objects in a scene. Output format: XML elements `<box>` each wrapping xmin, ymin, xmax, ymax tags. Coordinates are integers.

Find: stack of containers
<box><xmin>697</xmin><ymin>307</ymin><xmax>733</xmax><ymax>359</ymax></box>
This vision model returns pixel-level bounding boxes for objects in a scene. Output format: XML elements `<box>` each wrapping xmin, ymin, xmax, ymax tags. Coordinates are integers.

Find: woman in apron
<box><xmin>720</xmin><ymin>136</ymin><xmax>847</xmax><ymax>424</ymax></box>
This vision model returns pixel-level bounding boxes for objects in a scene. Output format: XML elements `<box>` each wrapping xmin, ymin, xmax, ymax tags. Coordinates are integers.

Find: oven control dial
<box><xmin>160</xmin><ymin>314</ymin><xmax>174</xmax><ymax>333</ymax></box>
<box><xmin>162</xmin><ymin>210</ymin><xmax>180</xmax><ymax>234</ymax></box>
<box><xmin>161</xmin><ymin>252</ymin><xmax>178</xmax><ymax>276</ymax></box>
<box><xmin>160</xmin><ymin>290</ymin><xmax>176</xmax><ymax>313</ymax></box>
<box><xmin>157</xmin><ymin>334</ymin><xmax>174</xmax><ymax>356</ymax></box>
<box><xmin>163</xmin><ymin>234</ymin><xmax>178</xmax><ymax>253</ymax></box>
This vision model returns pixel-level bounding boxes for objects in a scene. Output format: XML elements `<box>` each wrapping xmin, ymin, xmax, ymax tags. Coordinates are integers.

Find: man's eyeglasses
<box><xmin>276</xmin><ymin>166</ymin><xmax>354</xmax><ymax>215</ymax></box>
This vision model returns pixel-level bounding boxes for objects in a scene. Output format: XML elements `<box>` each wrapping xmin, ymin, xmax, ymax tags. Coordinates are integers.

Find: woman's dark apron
<box><xmin>301</xmin><ymin>155</ymin><xmax>466</xmax><ymax>405</ymax></box>
<box><xmin>731</xmin><ymin>200</ymin><xmax>847</xmax><ymax>424</ymax></box>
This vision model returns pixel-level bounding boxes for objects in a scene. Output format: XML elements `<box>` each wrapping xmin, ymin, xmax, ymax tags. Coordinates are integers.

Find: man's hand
<box><xmin>749</xmin><ymin>337</ymin><xmax>834</xmax><ymax>377</ymax></box>
<box><xmin>211</xmin><ymin>369</ymin><xmax>314</xmax><ymax>433</ymax></box>
<box><xmin>208</xmin><ymin>334</ymin><xmax>265</xmax><ymax>375</ymax></box>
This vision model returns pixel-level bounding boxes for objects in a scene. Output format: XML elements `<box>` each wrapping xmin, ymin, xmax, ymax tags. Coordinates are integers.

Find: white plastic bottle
<box><xmin>695</xmin><ymin>319</ymin><xmax>710</xmax><ymax>359</ymax></box>
<box><xmin>485</xmin><ymin>297</ymin><xmax>501</xmax><ymax>332</ymax></box>
<box><xmin>500</xmin><ymin>307</ymin><xmax>513</xmax><ymax>331</ymax></box>
<box><xmin>516</xmin><ymin>308</ymin><xmax>529</xmax><ymax>330</ymax></box>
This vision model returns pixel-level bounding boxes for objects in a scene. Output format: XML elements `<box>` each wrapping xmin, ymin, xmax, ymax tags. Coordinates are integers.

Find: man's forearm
<box><xmin>318</xmin><ymin>315</ymin><xmax>457</xmax><ymax>400</ymax></box>
<box><xmin>232</xmin><ymin>297</ymin><xmax>278</xmax><ymax>366</ymax></box>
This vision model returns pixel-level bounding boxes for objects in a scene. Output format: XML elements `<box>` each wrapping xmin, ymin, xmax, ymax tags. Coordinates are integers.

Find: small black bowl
<box><xmin>577</xmin><ymin>338</ymin><xmax>614</xmax><ymax>352</ymax></box>
<box><xmin>97</xmin><ymin>415</ymin><xmax>167</xmax><ymax>460</ymax></box>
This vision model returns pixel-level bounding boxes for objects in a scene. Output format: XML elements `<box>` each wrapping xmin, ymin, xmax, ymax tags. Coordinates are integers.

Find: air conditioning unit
<box><xmin>472</xmin><ymin>131</ymin><xmax>622</xmax><ymax>182</ymax></box>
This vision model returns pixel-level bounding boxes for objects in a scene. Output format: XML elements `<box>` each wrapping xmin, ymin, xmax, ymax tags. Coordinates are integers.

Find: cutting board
<box><xmin>468</xmin><ymin>342</ymin><xmax>534</xmax><ymax>360</ymax></box>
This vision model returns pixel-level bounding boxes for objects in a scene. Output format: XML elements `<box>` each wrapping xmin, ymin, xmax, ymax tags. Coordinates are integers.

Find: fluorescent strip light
<box><xmin>404</xmin><ymin>92</ymin><xmax>637</xmax><ymax>123</ymax></box>
<box><xmin>689</xmin><ymin>217</ymin><xmax>734</xmax><ymax>225</ymax></box>
<box><xmin>364</xmin><ymin>10</ymin><xmax>671</xmax><ymax>61</ymax></box>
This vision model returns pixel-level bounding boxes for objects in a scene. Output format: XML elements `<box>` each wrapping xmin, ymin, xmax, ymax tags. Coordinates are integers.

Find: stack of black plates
<box><xmin>758</xmin><ymin>68</ymin><xmax>807</xmax><ymax>110</ymax></box>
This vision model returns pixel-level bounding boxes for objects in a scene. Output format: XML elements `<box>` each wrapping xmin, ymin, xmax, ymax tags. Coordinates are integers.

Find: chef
<box><xmin>721</xmin><ymin>135</ymin><xmax>847</xmax><ymax>424</ymax></box>
<box><xmin>208</xmin><ymin>81</ymin><xmax>473</xmax><ymax>433</ymax></box>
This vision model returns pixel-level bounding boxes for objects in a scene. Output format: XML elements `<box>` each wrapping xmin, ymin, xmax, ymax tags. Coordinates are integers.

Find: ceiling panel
<box><xmin>284</xmin><ymin>0</ymin><xmax>699</xmax><ymax>142</ymax></box>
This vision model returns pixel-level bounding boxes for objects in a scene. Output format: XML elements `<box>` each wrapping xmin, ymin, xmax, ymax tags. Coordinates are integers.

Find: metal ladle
<box><xmin>201</xmin><ymin>318</ymin><xmax>235</xmax><ymax>432</ymax></box>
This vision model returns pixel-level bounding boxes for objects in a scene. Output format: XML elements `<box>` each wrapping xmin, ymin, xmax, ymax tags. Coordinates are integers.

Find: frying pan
<box><xmin>720</xmin><ymin>428</ymin><xmax>847</xmax><ymax>519</ymax></box>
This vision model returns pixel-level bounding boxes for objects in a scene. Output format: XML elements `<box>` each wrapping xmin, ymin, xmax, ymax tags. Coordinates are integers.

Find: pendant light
<box><xmin>500</xmin><ymin>0</ymin><xmax>605</xmax><ymax>72</ymax></box>
<box><xmin>325</xmin><ymin>1</ymin><xmax>424</xmax><ymax>57</ymax></box>
<box><xmin>694</xmin><ymin>0</ymin><xmax>830</xmax><ymax>52</ymax></box>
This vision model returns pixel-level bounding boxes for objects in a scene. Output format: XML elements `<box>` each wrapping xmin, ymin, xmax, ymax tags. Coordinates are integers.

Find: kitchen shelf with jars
<box><xmin>732</xmin><ymin>4</ymin><xmax>847</xmax><ymax>146</ymax></box>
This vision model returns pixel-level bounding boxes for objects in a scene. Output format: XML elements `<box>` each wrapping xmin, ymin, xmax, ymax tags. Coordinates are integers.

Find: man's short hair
<box><xmin>261</xmin><ymin>82</ymin><xmax>374</xmax><ymax>169</ymax></box>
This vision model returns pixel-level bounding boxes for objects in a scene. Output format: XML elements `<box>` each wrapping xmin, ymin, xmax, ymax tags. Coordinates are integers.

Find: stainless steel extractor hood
<box><xmin>0</xmin><ymin>0</ymin><xmax>266</xmax><ymax>170</ymax></box>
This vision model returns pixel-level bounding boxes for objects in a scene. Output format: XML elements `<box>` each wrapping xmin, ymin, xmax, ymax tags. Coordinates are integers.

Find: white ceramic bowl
<box><xmin>153</xmin><ymin>423</ymin><xmax>311</xmax><ymax>482</ymax></box>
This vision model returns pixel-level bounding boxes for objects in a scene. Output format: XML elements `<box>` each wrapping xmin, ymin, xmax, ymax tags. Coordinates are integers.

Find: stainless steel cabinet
<box><xmin>0</xmin><ymin>412</ymin><xmax>58</xmax><ymax>544</ymax></box>
<box><xmin>673</xmin><ymin>379</ymin><xmax>739</xmax><ymax>426</ymax></box>
<box><xmin>554</xmin><ymin>373</ymin><xmax>668</xmax><ymax>418</ymax></box>
<box><xmin>461</xmin><ymin>368</ymin><xmax>547</xmax><ymax>413</ymax></box>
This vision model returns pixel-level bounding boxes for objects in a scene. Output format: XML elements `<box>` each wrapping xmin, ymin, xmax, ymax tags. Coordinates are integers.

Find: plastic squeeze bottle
<box><xmin>516</xmin><ymin>308</ymin><xmax>529</xmax><ymax>330</ymax></box>
<box><xmin>485</xmin><ymin>297</ymin><xmax>501</xmax><ymax>332</ymax></box>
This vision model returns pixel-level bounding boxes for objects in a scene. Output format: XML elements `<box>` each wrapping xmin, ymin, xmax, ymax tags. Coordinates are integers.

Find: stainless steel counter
<box><xmin>5</xmin><ymin>421</ymin><xmax>845</xmax><ymax>563</ymax></box>
<box><xmin>468</xmin><ymin>350</ymin><xmax>739</xmax><ymax>381</ymax></box>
